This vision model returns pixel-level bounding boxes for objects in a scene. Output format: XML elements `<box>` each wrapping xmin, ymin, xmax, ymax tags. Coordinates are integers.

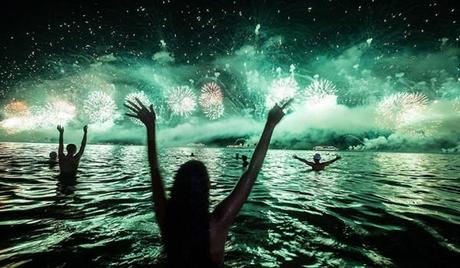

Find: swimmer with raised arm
<box><xmin>125</xmin><ymin>98</ymin><xmax>291</xmax><ymax>267</ymax></box>
<box><xmin>57</xmin><ymin>125</ymin><xmax>88</xmax><ymax>179</ymax></box>
<box><xmin>293</xmin><ymin>153</ymin><xmax>341</xmax><ymax>171</ymax></box>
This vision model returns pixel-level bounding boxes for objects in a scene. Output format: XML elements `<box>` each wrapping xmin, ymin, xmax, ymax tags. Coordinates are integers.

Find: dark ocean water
<box><xmin>0</xmin><ymin>142</ymin><xmax>459</xmax><ymax>267</ymax></box>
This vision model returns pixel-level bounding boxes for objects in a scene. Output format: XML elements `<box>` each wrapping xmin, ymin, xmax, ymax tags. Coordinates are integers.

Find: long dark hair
<box><xmin>166</xmin><ymin>160</ymin><xmax>211</xmax><ymax>267</ymax></box>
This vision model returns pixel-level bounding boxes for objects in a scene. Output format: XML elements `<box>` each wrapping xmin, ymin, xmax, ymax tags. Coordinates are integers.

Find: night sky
<box><xmin>0</xmin><ymin>0</ymin><xmax>459</xmax><ymax>150</ymax></box>
<box><xmin>1</xmin><ymin>0</ymin><xmax>459</xmax><ymax>89</ymax></box>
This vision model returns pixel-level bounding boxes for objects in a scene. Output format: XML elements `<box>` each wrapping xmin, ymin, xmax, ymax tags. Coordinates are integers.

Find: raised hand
<box><xmin>124</xmin><ymin>98</ymin><xmax>156</xmax><ymax>128</ymax></box>
<box><xmin>268</xmin><ymin>99</ymin><xmax>292</xmax><ymax>126</ymax></box>
<box><xmin>57</xmin><ymin>125</ymin><xmax>64</xmax><ymax>133</ymax></box>
<box><xmin>293</xmin><ymin>155</ymin><xmax>299</xmax><ymax>159</ymax></box>
<box><xmin>83</xmin><ymin>125</ymin><xmax>88</xmax><ymax>133</ymax></box>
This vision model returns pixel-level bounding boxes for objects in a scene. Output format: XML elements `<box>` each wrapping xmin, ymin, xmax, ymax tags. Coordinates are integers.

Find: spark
<box><xmin>265</xmin><ymin>77</ymin><xmax>299</xmax><ymax>109</ymax></box>
<box><xmin>41</xmin><ymin>100</ymin><xmax>76</xmax><ymax>126</ymax></box>
<box><xmin>84</xmin><ymin>91</ymin><xmax>118</xmax><ymax>126</ymax></box>
<box><xmin>200</xmin><ymin>82</ymin><xmax>224</xmax><ymax>120</ymax></box>
<box><xmin>303</xmin><ymin>78</ymin><xmax>337</xmax><ymax>105</ymax></box>
<box><xmin>376</xmin><ymin>92</ymin><xmax>429</xmax><ymax>131</ymax></box>
<box><xmin>203</xmin><ymin>103</ymin><xmax>224</xmax><ymax>120</ymax></box>
<box><xmin>167</xmin><ymin>86</ymin><xmax>197</xmax><ymax>117</ymax></box>
<box><xmin>0</xmin><ymin>117</ymin><xmax>36</xmax><ymax>133</ymax></box>
<box><xmin>255</xmin><ymin>24</ymin><xmax>261</xmax><ymax>35</ymax></box>
<box><xmin>3</xmin><ymin>100</ymin><xmax>30</xmax><ymax>118</ymax></box>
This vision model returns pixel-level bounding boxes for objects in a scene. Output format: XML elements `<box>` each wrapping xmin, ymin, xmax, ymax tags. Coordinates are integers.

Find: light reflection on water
<box><xmin>0</xmin><ymin>143</ymin><xmax>459</xmax><ymax>267</ymax></box>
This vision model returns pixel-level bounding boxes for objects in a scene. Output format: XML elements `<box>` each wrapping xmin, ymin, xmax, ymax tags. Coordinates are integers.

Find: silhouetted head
<box><xmin>313</xmin><ymin>153</ymin><xmax>321</xmax><ymax>164</ymax></box>
<box><xmin>66</xmin><ymin>144</ymin><xmax>77</xmax><ymax>156</ymax></box>
<box><xmin>242</xmin><ymin>155</ymin><xmax>248</xmax><ymax>162</ymax></box>
<box><xmin>49</xmin><ymin>151</ymin><xmax>57</xmax><ymax>161</ymax></box>
<box><xmin>166</xmin><ymin>160</ymin><xmax>211</xmax><ymax>267</ymax></box>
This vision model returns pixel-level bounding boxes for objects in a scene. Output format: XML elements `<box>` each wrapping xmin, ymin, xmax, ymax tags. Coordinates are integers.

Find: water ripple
<box><xmin>0</xmin><ymin>143</ymin><xmax>459</xmax><ymax>267</ymax></box>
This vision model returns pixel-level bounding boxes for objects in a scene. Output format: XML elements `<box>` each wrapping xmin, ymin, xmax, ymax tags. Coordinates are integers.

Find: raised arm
<box><xmin>323</xmin><ymin>155</ymin><xmax>342</xmax><ymax>166</ymax></box>
<box><xmin>293</xmin><ymin>155</ymin><xmax>314</xmax><ymax>166</ymax></box>
<box><xmin>125</xmin><ymin>99</ymin><xmax>167</xmax><ymax>235</ymax></box>
<box><xmin>213</xmin><ymin>102</ymin><xmax>289</xmax><ymax>227</ymax></box>
<box><xmin>76</xmin><ymin>125</ymin><xmax>88</xmax><ymax>158</ymax></box>
<box><xmin>57</xmin><ymin>125</ymin><xmax>64</xmax><ymax>157</ymax></box>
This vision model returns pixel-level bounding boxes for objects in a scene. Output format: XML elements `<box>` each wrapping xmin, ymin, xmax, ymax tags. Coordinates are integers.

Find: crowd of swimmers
<box><xmin>44</xmin><ymin>98</ymin><xmax>341</xmax><ymax>267</ymax></box>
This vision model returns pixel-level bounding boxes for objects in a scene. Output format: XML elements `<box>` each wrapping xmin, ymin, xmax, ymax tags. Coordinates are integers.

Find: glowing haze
<box><xmin>0</xmin><ymin>1</ymin><xmax>459</xmax><ymax>152</ymax></box>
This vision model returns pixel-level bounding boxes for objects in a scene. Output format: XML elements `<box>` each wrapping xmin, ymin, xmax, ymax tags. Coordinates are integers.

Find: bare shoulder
<box><xmin>210</xmin><ymin>207</ymin><xmax>232</xmax><ymax>234</ymax></box>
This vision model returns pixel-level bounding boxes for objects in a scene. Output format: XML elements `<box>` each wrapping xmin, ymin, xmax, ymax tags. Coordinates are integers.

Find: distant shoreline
<box><xmin>0</xmin><ymin>141</ymin><xmax>457</xmax><ymax>155</ymax></box>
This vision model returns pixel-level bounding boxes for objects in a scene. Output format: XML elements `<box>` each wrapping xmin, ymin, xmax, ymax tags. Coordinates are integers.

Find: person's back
<box><xmin>310</xmin><ymin>161</ymin><xmax>328</xmax><ymax>171</ymax></box>
<box><xmin>57</xmin><ymin>125</ymin><xmax>88</xmax><ymax>178</ymax></box>
<box><xmin>125</xmin><ymin>98</ymin><xmax>290</xmax><ymax>267</ymax></box>
<box><xmin>58</xmin><ymin>147</ymin><xmax>81</xmax><ymax>176</ymax></box>
<box><xmin>165</xmin><ymin>160</ymin><xmax>212</xmax><ymax>267</ymax></box>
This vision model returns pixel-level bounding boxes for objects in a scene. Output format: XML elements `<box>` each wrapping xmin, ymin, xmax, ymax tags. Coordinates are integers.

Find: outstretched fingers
<box><xmin>134</xmin><ymin>97</ymin><xmax>148</xmax><ymax>111</ymax></box>
<box><xmin>124</xmin><ymin>102</ymin><xmax>141</xmax><ymax>115</ymax></box>
<box><xmin>125</xmin><ymin>100</ymin><xmax>142</xmax><ymax>111</ymax></box>
<box><xmin>125</xmin><ymin>113</ymin><xmax>140</xmax><ymax>119</ymax></box>
<box><xmin>281</xmin><ymin>98</ymin><xmax>294</xmax><ymax>110</ymax></box>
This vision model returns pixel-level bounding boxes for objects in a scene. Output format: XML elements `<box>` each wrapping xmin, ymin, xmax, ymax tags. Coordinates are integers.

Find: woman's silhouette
<box><xmin>125</xmin><ymin>98</ymin><xmax>290</xmax><ymax>267</ymax></box>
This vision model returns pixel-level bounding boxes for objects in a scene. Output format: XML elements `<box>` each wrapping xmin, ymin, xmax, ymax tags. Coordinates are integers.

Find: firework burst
<box><xmin>0</xmin><ymin>117</ymin><xmax>36</xmax><ymax>133</ymax></box>
<box><xmin>84</xmin><ymin>91</ymin><xmax>118</xmax><ymax>125</ymax></box>
<box><xmin>3</xmin><ymin>100</ymin><xmax>30</xmax><ymax>118</ymax></box>
<box><xmin>303</xmin><ymin>78</ymin><xmax>338</xmax><ymax>106</ymax></box>
<box><xmin>265</xmin><ymin>77</ymin><xmax>299</xmax><ymax>109</ymax></box>
<box><xmin>200</xmin><ymin>82</ymin><xmax>224</xmax><ymax>120</ymax></box>
<box><xmin>376</xmin><ymin>92</ymin><xmax>429</xmax><ymax>131</ymax></box>
<box><xmin>204</xmin><ymin>103</ymin><xmax>224</xmax><ymax>120</ymax></box>
<box><xmin>167</xmin><ymin>86</ymin><xmax>197</xmax><ymax>117</ymax></box>
<box><xmin>41</xmin><ymin>100</ymin><xmax>77</xmax><ymax>126</ymax></box>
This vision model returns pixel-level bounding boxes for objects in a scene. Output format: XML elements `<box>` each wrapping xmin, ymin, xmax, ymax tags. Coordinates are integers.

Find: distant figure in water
<box><xmin>40</xmin><ymin>151</ymin><xmax>58</xmax><ymax>166</ymax></box>
<box><xmin>293</xmin><ymin>153</ymin><xmax>341</xmax><ymax>171</ymax></box>
<box><xmin>241</xmin><ymin>155</ymin><xmax>249</xmax><ymax>168</ymax></box>
<box><xmin>235</xmin><ymin>153</ymin><xmax>239</xmax><ymax>160</ymax></box>
<box><xmin>57</xmin><ymin>125</ymin><xmax>88</xmax><ymax>179</ymax></box>
<box><xmin>125</xmin><ymin>98</ymin><xmax>291</xmax><ymax>267</ymax></box>
<box><xmin>190</xmin><ymin>153</ymin><xmax>195</xmax><ymax>157</ymax></box>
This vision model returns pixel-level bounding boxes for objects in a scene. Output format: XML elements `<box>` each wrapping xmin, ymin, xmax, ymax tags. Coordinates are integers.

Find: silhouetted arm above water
<box><xmin>293</xmin><ymin>155</ymin><xmax>314</xmax><ymax>166</ymax></box>
<box><xmin>323</xmin><ymin>155</ymin><xmax>341</xmax><ymax>166</ymax></box>
<box><xmin>76</xmin><ymin>125</ymin><xmax>88</xmax><ymax>159</ymax></box>
<box><xmin>125</xmin><ymin>98</ymin><xmax>167</xmax><ymax>235</ymax></box>
<box><xmin>213</xmin><ymin>100</ymin><xmax>291</xmax><ymax>228</ymax></box>
<box><xmin>57</xmin><ymin>125</ymin><xmax>64</xmax><ymax>157</ymax></box>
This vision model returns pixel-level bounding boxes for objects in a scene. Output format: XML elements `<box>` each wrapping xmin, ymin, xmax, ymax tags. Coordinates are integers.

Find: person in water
<box><xmin>293</xmin><ymin>153</ymin><xmax>341</xmax><ymax>171</ymax></box>
<box><xmin>40</xmin><ymin>151</ymin><xmax>58</xmax><ymax>165</ymax></box>
<box><xmin>125</xmin><ymin>98</ymin><xmax>291</xmax><ymax>267</ymax></box>
<box><xmin>241</xmin><ymin>155</ymin><xmax>249</xmax><ymax>168</ymax></box>
<box><xmin>57</xmin><ymin>125</ymin><xmax>88</xmax><ymax>178</ymax></box>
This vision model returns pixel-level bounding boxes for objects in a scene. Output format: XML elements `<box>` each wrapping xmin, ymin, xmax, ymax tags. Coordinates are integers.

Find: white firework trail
<box><xmin>265</xmin><ymin>77</ymin><xmax>299</xmax><ymax>109</ymax></box>
<box><xmin>167</xmin><ymin>86</ymin><xmax>197</xmax><ymax>117</ymax></box>
<box><xmin>376</xmin><ymin>92</ymin><xmax>429</xmax><ymax>132</ymax></box>
<box><xmin>84</xmin><ymin>91</ymin><xmax>118</xmax><ymax>125</ymax></box>
<box><xmin>303</xmin><ymin>78</ymin><xmax>338</xmax><ymax>106</ymax></box>
<box><xmin>200</xmin><ymin>82</ymin><xmax>224</xmax><ymax>120</ymax></box>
